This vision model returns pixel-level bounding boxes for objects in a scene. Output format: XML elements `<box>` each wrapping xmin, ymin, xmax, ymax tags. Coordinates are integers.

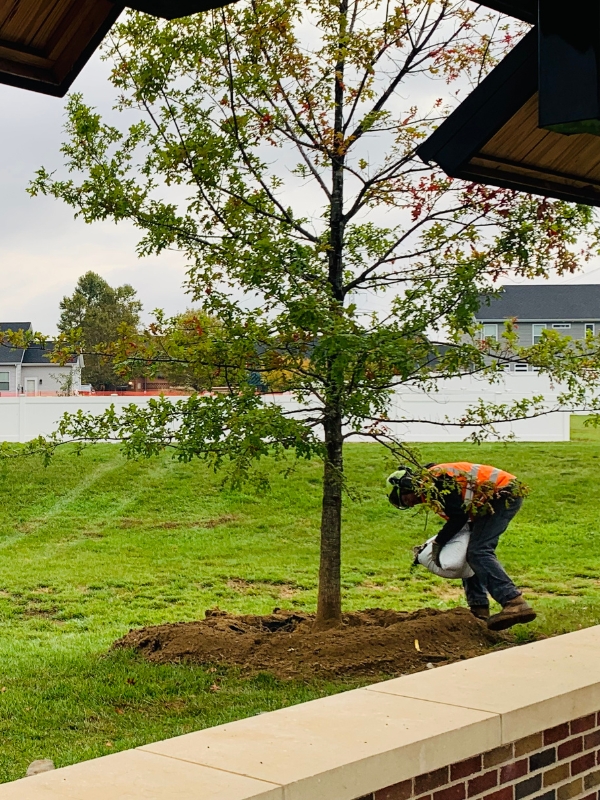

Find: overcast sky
<box><xmin>0</xmin><ymin>51</ymin><xmax>190</xmax><ymax>336</ymax></box>
<box><xmin>2</xmin><ymin>29</ymin><xmax>600</xmax><ymax>337</ymax></box>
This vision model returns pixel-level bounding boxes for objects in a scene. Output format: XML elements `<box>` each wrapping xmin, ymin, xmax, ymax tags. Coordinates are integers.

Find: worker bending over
<box><xmin>387</xmin><ymin>461</ymin><xmax>536</xmax><ymax>631</ymax></box>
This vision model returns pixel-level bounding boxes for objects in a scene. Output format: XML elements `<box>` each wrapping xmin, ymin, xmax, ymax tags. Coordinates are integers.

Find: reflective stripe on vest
<box><xmin>431</xmin><ymin>462</ymin><xmax>516</xmax><ymax>506</ymax></box>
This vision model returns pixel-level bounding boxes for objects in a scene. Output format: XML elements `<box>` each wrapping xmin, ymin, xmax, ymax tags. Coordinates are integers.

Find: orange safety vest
<box><xmin>429</xmin><ymin>462</ymin><xmax>517</xmax><ymax>516</ymax></box>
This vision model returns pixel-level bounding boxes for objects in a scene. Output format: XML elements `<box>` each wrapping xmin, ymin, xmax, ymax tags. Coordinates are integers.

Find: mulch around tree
<box><xmin>113</xmin><ymin>607</ymin><xmax>511</xmax><ymax>680</ymax></box>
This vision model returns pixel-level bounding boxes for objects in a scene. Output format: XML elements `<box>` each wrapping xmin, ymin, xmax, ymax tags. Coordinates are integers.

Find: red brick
<box><xmin>585</xmin><ymin>731</ymin><xmax>600</xmax><ymax>750</ymax></box>
<box><xmin>483</xmin><ymin>788</ymin><xmax>513</xmax><ymax>800</ymax></box>
<box><xmin>415</xmin><ymin>769</ymin><xmax>449</xmax><ymax>795</ymax></box>
<box><xmin>572</xmin><ymin>753</ymin><xmax>596</xmax><ymax>775</ymax></box>
<box><xmin>484</xmin><ymin>746</ymin><xmax>514</xmax><ymax>768</ymax></box>
<box><xmin>515</xmin><ymin>734</ymin><xmax>543</xmax><ymax>757</ymax></box>
<box><xmin>434</xmin><ymin>784</ymin><xmax>466</xmax><ymax>800</ymax></box>
<box><xmin>452</xmin><ymin>757</ymin><xmax>483</xmax><ymax>781</ymax></box>
<box><xmin>572</xmin><ymin>716</ymin><xmax>597</xmax><ymax>735</ymax></box>
<box><xmin>469</xmin><ymin>771</ymin><xmax>498</xmax><ymax>796</ymax></box>
<box><xmin>545</xmin><ymin>724</ymin><xmax>570</xmax><ymax>746</ymax></box>
<box><xmin>376</xmin><ymin>781</ymin><xmax>413</xmax><ymax>800</ymax></box>
<box><xmin>500</xmin><ymin>761</ymin><xmax>528</xmax><ymax>784</ymax></box>
<box><xmin>558</xmin><ymin>738</ymin><xmax>583</xmax><ymax>760</ymax></box>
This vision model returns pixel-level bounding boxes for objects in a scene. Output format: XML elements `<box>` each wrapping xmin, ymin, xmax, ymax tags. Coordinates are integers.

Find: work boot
<box><xmin>487</xmin><ymin>596</ymin><xmax>536</xmax><ymax>631</ymax></box>
<box><xmin>470</xmin><ymin>606</ymin><xmax>490</xmax><ymax>621</ymax></box>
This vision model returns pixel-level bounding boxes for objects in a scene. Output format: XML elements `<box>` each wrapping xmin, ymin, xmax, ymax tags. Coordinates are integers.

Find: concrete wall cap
<box><xmin>0</xmin><ymin>625</ymin><xmax>599</xmax><ymax>799</ymax></box>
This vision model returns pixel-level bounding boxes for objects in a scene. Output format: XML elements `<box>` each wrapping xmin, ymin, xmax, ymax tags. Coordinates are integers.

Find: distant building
<box><xmin>475</xmin><ymin>285</ymin><xmax>600</xmax><ymax>372</ymax></box>
<box><xmin>0</xmin><ymin>323</ymin><xmax>84</xmax><ymax>396</ymax></box>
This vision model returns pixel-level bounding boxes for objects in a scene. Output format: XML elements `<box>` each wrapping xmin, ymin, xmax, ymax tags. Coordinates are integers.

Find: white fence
<box><xmin>0</xmin><ymin>373</ymin><xmax>571</xmax><ymax>444</ymax></box>
<box><xmin>386</xmin><ymin>373</ymin><xmax>571</xmax><ymax>442</ymax></box>
<box><xmin>267</xmin><ymin>373</ymin><xmax>571</xmax><ymax>442</ymax></box>
<box><xmin>0</xmin><ymin>395</ymin><xmax>157</xmax><ymax>444</ymax></box>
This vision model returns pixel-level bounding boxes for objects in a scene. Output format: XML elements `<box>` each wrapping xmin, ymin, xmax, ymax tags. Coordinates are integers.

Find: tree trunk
<box><xmin>315</xmin><ymin>406</ymin><xmax>344</xmax><ymax>628</ymax></box>
<box><xmin>315</xmin><ymin>0</ymin><xmax>348</xmax><ymax>628</ymax></box>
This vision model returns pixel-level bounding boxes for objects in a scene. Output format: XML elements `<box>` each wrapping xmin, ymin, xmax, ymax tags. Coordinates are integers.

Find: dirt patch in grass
<box><xmin>118</xmin><ymin>515</ymin><xmax>238</xmax><ymax>530</ymax></box>
<box><xmin>226</xmin><ymin>579</ymin><xmax>300</xmax><ymax>599</ymax></box>
<box><xmin>114</xmin><ymin>607</ymin><xmax>509</xmax><ymax>680</ymax></box>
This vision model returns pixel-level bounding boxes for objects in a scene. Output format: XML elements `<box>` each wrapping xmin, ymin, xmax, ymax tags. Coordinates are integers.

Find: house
<box><xmin>475</xmin><ymin>285</ymin><xmax>600</xmax><ymax>372</ymax></box>
<box><xmin>0</xmin><ymin>323</ymin><xmax>84</xmax><ymax>396</ymax></box>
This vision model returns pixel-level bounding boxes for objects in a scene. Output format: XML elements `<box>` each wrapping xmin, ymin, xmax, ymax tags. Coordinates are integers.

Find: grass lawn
<box><xmin>0</xmin><ymin>420</ymin><xmax>599</xmax><ymax>782</ymax></box>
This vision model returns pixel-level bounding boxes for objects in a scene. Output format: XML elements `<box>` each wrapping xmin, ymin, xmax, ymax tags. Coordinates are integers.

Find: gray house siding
<box><xmin>0</xmin><ymin>364</ymin><xmax>16</xmax><ymax>394</ymax></box>
<box><xmin>517</xmin><ymin>323</ymin><xmax>533</xmax><ymax>347</ymax></box>
<box><xmin>481</xmin><ymin>320</ymin><xmax>600</xmax><ymax>348</ymax></box>
<box><xmin>473</xmin><ymin>286</ymin><xmax>600</xmax><ymax>372</ymax></box>
<box><xmin>21</xmin><ymin>365</ymin><xmax>81</xmax><ymax>394</ymax></box>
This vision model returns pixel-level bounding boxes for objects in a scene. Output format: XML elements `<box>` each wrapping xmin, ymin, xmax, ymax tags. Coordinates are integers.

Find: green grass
<box><xmin>0</xmin><ymin>423</ymin><xmax>599</xmax><ymax>782</ymax></box>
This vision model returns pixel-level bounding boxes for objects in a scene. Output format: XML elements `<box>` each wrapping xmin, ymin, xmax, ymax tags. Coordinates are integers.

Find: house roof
<box><xmin>0</xmin><ymin>0</ymin><xmax>235</xmax><ymax>97</ymax></box>
<box><xmin>0</xmin><ymin>323</ymin><xmax>78</xmax><ymax>365</ymax></box>
<box><xmin>22</xmin><ymin>342</ymin><xmax>78</xmax><ymax>365</ymax></box>
<box><xmin>0</xmin><ymin>345</ymin><xmax>25</xmax><ymax>365</ymax></box>
<box><xmin>0</xmin><ymin>323</ymin><xmax>31</xmax><ymax>364</ymax></box>
<box><xmin>0</xmin><ymin>323</ymin><xmax>32</xmax><ymax>333</ymax></box>
<box><xmin>476</xmin><ymin>284</ymin><xmax>600</xmax><ymax>321</ymax></box>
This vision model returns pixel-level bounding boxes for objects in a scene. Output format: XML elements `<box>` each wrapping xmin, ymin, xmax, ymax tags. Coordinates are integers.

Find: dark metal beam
<box><xmin>474</xmin><ymin>0</ymin><xmax>535</xmax><ymax>24</ymax></box>
<box><xmin>539</xmin><ymin>0</ymin><xmax>600</xmax><ymax>135</ymax></box>
<box><xmin>126</xmin><ymin>0</ymin><xmax>237</xmax><ymax>19</ymax></box>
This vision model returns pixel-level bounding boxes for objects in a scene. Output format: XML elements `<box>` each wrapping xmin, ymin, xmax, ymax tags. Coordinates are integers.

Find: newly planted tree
<box><xmin>29</xmin><ymin>1</ymin><xmax>600</xmax><ymax>626</ymax></box>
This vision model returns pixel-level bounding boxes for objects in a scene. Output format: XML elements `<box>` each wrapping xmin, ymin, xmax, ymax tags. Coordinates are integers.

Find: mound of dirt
<box><xmin>114</xmin><ymin>607</ymin><xmax>510</xmax><ymax>679</ymax></box>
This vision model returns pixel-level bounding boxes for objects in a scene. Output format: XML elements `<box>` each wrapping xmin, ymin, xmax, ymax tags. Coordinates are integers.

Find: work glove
<box><xmin>431</xmin><ymin>541</ymin><xmax>442</xmax><ymax>569</ymax></box>
<box><xmin>412</xmin><ymin>543</ymin><xmax>426</xmax><ymax>566</ymax></box>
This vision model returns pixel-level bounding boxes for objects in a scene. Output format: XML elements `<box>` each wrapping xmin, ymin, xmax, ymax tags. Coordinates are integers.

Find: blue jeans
<box><xmin>462</xmin><ymin>495</ymin><xmax>523</xmax><ymax>608</ymax></box>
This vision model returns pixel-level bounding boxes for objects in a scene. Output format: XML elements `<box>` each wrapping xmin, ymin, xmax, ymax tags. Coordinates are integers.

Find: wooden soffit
<box><xmin>0</xmin><ymin>0</ymin><xmax>235</xmax><ymax>97</ymax></box>
<box><xmin>417</xmin><ymin>29</ymin><xmax>600</xmax><ymax>207</ymax></box>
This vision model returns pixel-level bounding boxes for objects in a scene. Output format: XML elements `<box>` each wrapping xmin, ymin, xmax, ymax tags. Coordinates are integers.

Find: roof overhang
<box><xmin>417</xmin><ymin>28</ymin><xmax>600</xmax><ymax>207</ymax></box>
<box><xmin>476</xmin><ymin>0</ymin><xmax>535</xmax><ymax>23</ymax></box>
<box><xmin>0</xmin><ymin>0</ymin><xmax>236</xmax><ymax>97</ymax></box>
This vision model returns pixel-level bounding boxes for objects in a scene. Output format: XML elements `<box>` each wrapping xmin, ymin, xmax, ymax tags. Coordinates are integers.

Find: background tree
<box><xmin>29</xmin><ymin>1</ymin><xmax>600</xmax><ymax>627</ymax></box>
<box><xmin>58</xmin><ymin>272</ymin><xmax>142</xmax><ymax>389</ymax></box>
<box><xmin>131</xmin><ymin>309</ymin><xmax>227</xmax><ymax>391</ymax></box>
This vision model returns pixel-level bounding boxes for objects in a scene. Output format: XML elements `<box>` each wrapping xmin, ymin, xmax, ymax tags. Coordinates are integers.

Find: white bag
<box><xmin>416</xmin><ymin>525</ymin><xmax>474</xmax><ymax>579</ymax></box>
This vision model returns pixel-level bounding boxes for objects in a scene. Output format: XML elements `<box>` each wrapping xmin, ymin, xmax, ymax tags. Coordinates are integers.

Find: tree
<box><xmin>29</xmin><ymin>1</ymin><xmax>600</xmax><ymax>627</ymax></box>
<box><xmin>58</xmin><ymin>272</ymin><xmax>142</xmax><ymax>389</ymax></box>
<box><xmin>133</xmin><ymin>309</ymin><xmax>227</xmax><ymax>391</ymax></box>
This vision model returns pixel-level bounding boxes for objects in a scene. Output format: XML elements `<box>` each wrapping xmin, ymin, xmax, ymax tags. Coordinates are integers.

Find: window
<box><xmin>586</xmin><ymin>323</ymin><xmax>595</xmax><ymax>335</ymax></box>
<box><xmin>514</xmin><ymin>362</ymin><xmax>529</xmax><ymax>372</ymax></box>
<box><xmin>481</xmin><ymin>323</ymin><xmax>498</xmax><ymax>341</ymax></box>
<box><xmin>532</xmin><ymin>324</ymin><xmax>546</xmax><ymax>344</ymax></box>
<box><xmin>552</xmin><ymin>323</ymin><xmax>571</xmax><ymax>330</ymax></box>
<box><xmin>0</xmin><ymin>371</ymin><xmax>8</xmax><ymax>391</ymax></box>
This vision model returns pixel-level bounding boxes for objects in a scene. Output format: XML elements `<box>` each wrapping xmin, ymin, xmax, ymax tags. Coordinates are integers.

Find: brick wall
<box><xmin>357</xmin><ymin>711</ymin><xmax>600</xmax><ymax>800</ymax></box>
